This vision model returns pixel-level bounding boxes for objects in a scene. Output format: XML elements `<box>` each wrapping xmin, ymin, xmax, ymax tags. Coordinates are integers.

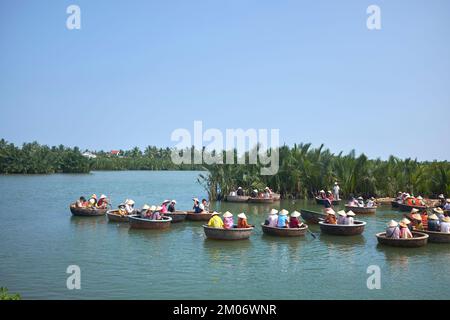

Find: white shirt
<box><xmin>125</xmin><ymin>204</ymin><xmax>134</xmax><ymax>214</ymax></box>
<box><xmin>366</xmin><ymin>200</ymin><xmax>374</xmax><ymax>208</ymax></box>
<box><xmin>345</xmin><ymin>217</ymin><xmax>354</xmax><ymax>225</ymax></box>
<box><xmin>333</xmin><ymin>185</ymin><xmax>340</xmax><ymax>194</ymax></box>
<box><xmin>337</xmin><ymin>216</ymin><xmax>346</xmax><ymax>225</ymax></box>
<box><xmin>440</xmin><ymin>222</ymin><xmax>450</xmax><ymax>233</ymax></box>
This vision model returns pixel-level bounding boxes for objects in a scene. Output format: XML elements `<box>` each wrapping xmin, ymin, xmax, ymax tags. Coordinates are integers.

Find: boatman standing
<box><xmin>333</xmin><ymin>182</ymin><xmax>340</xmax><ymax>200</ymax></box>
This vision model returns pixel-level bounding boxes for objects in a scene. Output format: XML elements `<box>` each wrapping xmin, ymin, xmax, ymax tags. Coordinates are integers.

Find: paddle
<box><xmin>306</xmin><ymin>228</ymin><xmax>317</xmax><ymax>239</ymax></box>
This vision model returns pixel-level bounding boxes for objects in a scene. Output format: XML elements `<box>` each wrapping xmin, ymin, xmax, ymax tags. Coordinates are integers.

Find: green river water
<box><xmin>0</xmin><ymin>171</ymin><xmax>449</xmax><ymax>299</ymax></box>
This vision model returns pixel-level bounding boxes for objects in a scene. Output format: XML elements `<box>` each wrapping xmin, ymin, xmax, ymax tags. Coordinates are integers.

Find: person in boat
<box><xmin>324</xmin><ymin>209</ymin><xmax>337</xmax><ymax>224</ymax></box>
<box><xmin>97</xmin><ymin>194</ymin><xmax>108</xmax><ymax>208</ymax></box>
<box><xmin>443</xmin><ymin>199</ymin><xmax>450</xmax><ymax>211</ymax></box>
<box><xmin>265</xmin><ymin>209</ymin><xmax>279</xmax><ymax>227</ymax></box>
<box><xmin>223</xmin><ymin>211</ymin><xmax>234</xmax><ymax>229</ymax></box>
<box><xmin>345</xmin><ymin>211</ymin><xmax>355</xmax><ymax>225</ymax></box>
<box><xmin>411</xmin><ymin>213</ymin><xmax>424</xmax><ymax>231</ymax></box>
<box><xmin>395</xmin><ymin>192</ymin><xmax>403</xmax><ymax>202</ymax></box>
<box><xmin>385</xmin><ymin>220</ymin><xmax>400</xmax><ymax>239</ymax></box>
<box><xmin>289</xmin><ymin>211</ymin><xmax>303</xmax><ymax>228</ymax></box>
<box><xmin>200</xmin><ymin>199</ymin><xmax>209</xmax><ymax>212</ymax></box>
<box><xmin>366</xmin><ymin>197</ymin><xmax>376</xmax><ymax>208</ymax></box>
<box><xmin>125</xmin><ymin>199</ymin><xmax>136</xmax><ymax>215</ymax></box>
<box><xmin>427</xmin><ymin>214</ymin><xmax>440</xmax><ymax>232</ymax></box>
<box><xmin>348</xmin><ymin>196</ymin><xmax>359</xmax><ymax>207</ymax></box>
<box><xmin>87</xmin><ymin>194</ymin><xmax>97</xmax><ymax>207</ymax></box>
<box><xmin>433</xmin><ymin>207</ymin><xmax>446</xmax><ymax>222</ymax></box>
<box><xmin>440</xmin><ymin>216</ymin><xmax>450</xmax><ymax>233</ymax></box>
<box><xmin>251</xmin><ymin>189</ymin><xmax>258</xmax><ymax>198</ymax></box>
<box><xmin>160</xmin><ymin>200</ymin><xmax>170</xmax><ymax>213</ymax></box>
<box><xmin>319</xmin><ymin>190</ymin><xmax>326</xmax><ymax>199</ymax></box>
<box><xmin>236</xmin><ymin>187</ymin><xmax>244</xmax><ymax>196</ymax></box>
<box><xmin>150</xmin><ymin>206</ymin><xmax>163</xmax><ymax>220</ymax></box>
<box><xmin>75</xmin><ymin>196</ymin><xmax>87</xmax><ymax>208</ymax></box>
<box><xmin>263</xmin><ymin>187</ymin><xmax>271</xmax><ymax>198</ymax></box>
<box><xmin>405</xmin><ymin>195</ymin><xmax>416</xmax><ymax>206</ymax></box>
<box><xmin>118</xmin><ymin>203</ymin><xmax>128</xmax><ymax>216</ymax></box>
<box><xmin>168</xmin><ymin>200</ymin><xmax>176</xmax><ymax>213</ymax></box>
<box><xmin>326</xmin><ymin>191</ymin><xmax>334</xmax><ymax>201</ymax></box>
<box><xmin>140</xmin><ymin>204</ymin><xmax>151</xmax><ymax>218</ymax></box>
<box><xmin>437</xmin><ymin>194</ymin><xmax>446</xmax><ymax>208</ymax></box>
<box><xmin>333</xmin><ymin>182</ymin><xmax>340</xmax><ymax>201</ymax></box>
<box><xmin>207</xmin><ymin>211</ymin><xmax>224</xmax><ymax>228</ymax></box>
<box><xmin>277</xmin><ymin>209</ymin><xmax>289</xmax><ymax>228</ymax></box>
<box><xmin>237</xmin><ymin>213</ymin><xmax>252</xmax><ymax>228</ymax></box>
<box><xmin>356</xmin><ymin>196</ymin><xmax>365</xmax><ymax>207</ymax></box>
<box><xmin>336</xmin><ymin>210</ymin><xmax>347</xmax><ymax>225</ymax></box>
<box><xmin>193</xmin><ymin>198</ymin><xmax>202</xmax><ymax>213</ymax></box>
<box><xmin>399</xmin><ymin>218</ymin><xmax>413</xmax><ymax>239</ymax></box>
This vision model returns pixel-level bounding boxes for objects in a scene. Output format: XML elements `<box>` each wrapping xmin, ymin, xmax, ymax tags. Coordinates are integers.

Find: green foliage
<box><xmin>0</xmin><ymin>287</ymin><xmax>21</xmax><ymax>300</ymax></box>
<box><xmin>198</xmin><ymin>143</ymin><xmax>450</xmax><ymax>200</ymax></box>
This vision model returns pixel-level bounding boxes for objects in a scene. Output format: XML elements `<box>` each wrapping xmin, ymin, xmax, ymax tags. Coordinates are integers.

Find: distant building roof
<box><xmin>110</xmin><ymin>150</ymin><xmax>121</xmax><ymax>155</ymax></box>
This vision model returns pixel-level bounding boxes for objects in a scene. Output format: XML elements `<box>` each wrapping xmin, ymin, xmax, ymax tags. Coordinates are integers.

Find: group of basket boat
<box><xmin>70</xmin><ymin>205</ymin><xmax>450</xmax><ymax>244</ymax></box>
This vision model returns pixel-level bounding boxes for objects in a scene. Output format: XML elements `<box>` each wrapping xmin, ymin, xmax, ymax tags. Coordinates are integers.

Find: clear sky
<box><xmin>0</xmin><ymin>0</ymin><xmax>449</xmax><ymax>161</ymax></box>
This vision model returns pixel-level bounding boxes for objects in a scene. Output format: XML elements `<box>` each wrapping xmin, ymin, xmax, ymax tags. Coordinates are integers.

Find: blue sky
<box><xmin>0</xmin><ymin>0</ymin><xmax>449</xmax><ymax>161</ymax></box>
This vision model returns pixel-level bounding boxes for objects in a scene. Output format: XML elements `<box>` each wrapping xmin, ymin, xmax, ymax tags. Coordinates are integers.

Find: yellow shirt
<box><xmin>208</xmin><ymin>215</ymin><xmax>224</xmax><ymax>228</ymax></box>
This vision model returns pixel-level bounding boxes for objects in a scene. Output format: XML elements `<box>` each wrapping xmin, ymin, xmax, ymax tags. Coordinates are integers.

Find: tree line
<box><xmin>1</xmin><ymin>139</ymin><xmax>449</xmax><ymax>200</ymax></box>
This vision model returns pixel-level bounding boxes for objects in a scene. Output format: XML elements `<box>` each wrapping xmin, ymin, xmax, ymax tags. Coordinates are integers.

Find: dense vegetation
<box><xmin>1</xmin><ymin>140</ymin><xmax>449</xmax><ymax>200</ymax></box>
<box><xmin>198</xmin><ymin>144</ymin><xmax>450</xmax><ymax>200</ymax></box>
<box><xmin>0</xmin><ymin>287</ymin><xmax>21</xmax><ymax>300</ymax></box>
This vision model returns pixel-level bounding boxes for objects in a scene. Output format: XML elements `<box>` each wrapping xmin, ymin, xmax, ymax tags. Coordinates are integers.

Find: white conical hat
<box><xmin>237</xmin><ymin>213</ymin><xmax>247</xmax><ymax>219</ymax></box>
<box><xmin>210</xmin><ymin>211</ymin><xmax>219</xmax><ymax>216</ymax></box>
<box><xmin>223</xmin><ymin>211</ymin><xmax>233</xmax><ymax>218</ymax></box>
<box><xmin>290</xmin><ymin>211</ymin><xmax>300</xmax><ymax>218</ymax></box>
<box><xmin>150</xmin><ymin>205</ymin><xmax>156</xmax><ymax>211</ymax></box>
<box><xmin>279</xmin><ymin>209</ymin><xmax>289</xmax><ymax>216</ymax></box>
<box><xmin>346</xmin><ymin>210</ymin><xmax>356</xmax><ymax>217</ymax></box>
<box><xmin>387</xmin><ymin>220</ymin><xmax>398</xmax><ymax>227</ymax></box>
<box><xmin>126</xmin><ymin>199</ymin><xmax>135</xmax><ymax>205</ymax></box>
<box><xmin>337</xmin><ymin>210</ymin><xmax>347</xmax><ymax>217</ymax></box>
<box><xmin>269</xmin><ymin>209</ymin><xmax>278</xmax><ymax>215</ymax></box>
<box><xmin>142</xmin><ymin>204</ymin><xmax>150</xmax><ymax>210</ymax></box>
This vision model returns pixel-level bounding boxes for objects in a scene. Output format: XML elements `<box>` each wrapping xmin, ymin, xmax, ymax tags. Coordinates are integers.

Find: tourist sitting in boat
<box><xmin>399</xmin><ymin>218</ymin><xmax>413</xmax><ymax>238</ymax></box>
<box><xmin>200</xmin><ymin>199</ymin><xmax>209</xmax><ymax>212</ymax></box>
<box><xmin>415</xmin><ymin>196</ymin><xmax>425</xmax><ymax>206</ymax></box>
<box><xmin>223</xmin><ymin>211</ymin><xmax>234</xmax><ymax>229</ymax></box>
<box><xmin>366</xmin><ymin>197</ymin><xmax>376</xmax><ymax>208</ymax></box>
<box><xmin>347</xmin><ymin>196</ymin><xmax>359</xmax><ymax>207</ymax></box>
<box><xmin>356</xmin><ymin>197</ymin><xmax>365</xmax><ymax>207</ymax></box>
<box><xmin>437</xmin><ymin>194</ymin><xmax>446</xmax><ymax>208</ymax></box>
<box><xmin>75</xmin><ymin>196</ymin><xmax>87</xmax><ymax>208</ymax></box>
<box><xmin>118</xmin><ymin>203</ymin><xmax>128</xmax><ymax>216</ymax></box>
<box><xmin>193</xmin><ymin>198</ymin><xmax>202</xmax><ymax>213</ymax></box>
<box><xmin>385</xmin><ymin>220</ymin><xmax>400</xmax><ymax>239</ymax></box>
<box><xmin>140</xmin><ymin>204</ymin><xmax>151</xmax><ymax>217</ymax></box>
<box><xmin>150</xmin><ymin>206</ymin><xmax>163</xmax><ymax>220</ymax></box>
<box><xmin>440</xmin><ymin>216</ymin><xmax>450</xmax><ymax>233</ymax></box>
<box><xmin>168</xmin><ymin>200</ymin><xmax>176</xmax><ymax>212</ymax></box>
<box><xmin>336</xmin><ymin>211</ymin><xmax>347</xmax><ymax>225</ymax></box>
<box><xmin>207</xmin><ymin>211</ymin><xmax>224</xmax><ymax>228</ymax></box>
<box><xmin>433</xmin><ymin>207</ymin><xmax>445</xmax><ymax>222</ymax></box>
<box><xmin>289</xmin><ymin>211</ymin><xmax>303</xmax><ymax>228</ymax></box>
<box><xmin>443</xmin><ymin>199</ymin><xmax>450</xmax><ymax>211</ymax></box>
<box><xmin>411</xmin><ymin>213</ymin><xmax>424</xmax><ymax>231</ymax></box>
<box><xmin>251</xmin><ymin>189</ymin><xmax>258</xmax><ymax>198</ymax></box>
<box><xmin>236</xmin><ymin>187</ymin><xmax>244</xmax><ymax>196</ymax></box>
<box><xmin>326</xmin><ymin>191</ymin><xmax>334</xmax><ymax>201</ymax></box>
<box><xmin>427</xmin><ymin>214</ymin><xmax>440</xmax><ymax>231</ymax></box>
<box><xmin>265</xmin><ymin>209</ymin><xmax>279</xmax><ymax>227</ymax></box>
<box><xmin>87</xmin><ymin>194</ymin><xmax>98</xmax><ymax>207</ymax></box>
<box><xmin>97</xmin><ymin>194</ymin><xmax>108</xmax><ymax>208</ymax></box>
<box><xmin>395</xmin><ymin>192</ymin><xmax>403</xmax><ymax>202</ymax></box>
<box><xmin>125</xmin><ymin>199</ymin><xmax>136</xmax><ymax>215</ymax></box>
<box><xmin>277</xmin><ymin>209</ymin><xmax>289</xmax><ymax>228</ymax></box>
<box><xmin>237</xmin><ymin>213</ymin><xmax>252</xmax><ymax>228</ymax></box>
<box><xmin>319</xmin><ymin>190</ymin><xmax>326</xmax><ymax>199</ymax></box>
<box><xmin>160</xmin><ymin>200</ymin><xmax>170</xmax><ymax>213</ymax></box>
<box><xmin>324</xmin><ymin>209</ymin><xmax>337</xmax><ymax>224</ymax></box>
<box><xmin>345</xmin><ymin>211</ymin><xmax>355</xmax><ymax>225</ymax></box>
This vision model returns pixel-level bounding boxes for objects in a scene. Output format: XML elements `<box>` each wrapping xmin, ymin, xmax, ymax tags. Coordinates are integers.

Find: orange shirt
<box><xmin>324</xmin><ymin>214</ymin><xmax>337</xmax><ymax>224</ymax></box>
<box><xmin>237</xmin><ymin>218</ymin><xmax>251</xmax><ymax>228</ymax></box>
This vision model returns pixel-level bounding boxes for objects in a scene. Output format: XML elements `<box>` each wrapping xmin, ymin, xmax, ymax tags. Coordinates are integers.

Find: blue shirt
<box><xmin>428</xmin><ymin>220</ymin><xmax>440</xmax><ymax>231</ymax></box>
<box><xmin>277</xmin><ymin>215</ymin><xmax>288</xmax><ymax>228</ymax></box>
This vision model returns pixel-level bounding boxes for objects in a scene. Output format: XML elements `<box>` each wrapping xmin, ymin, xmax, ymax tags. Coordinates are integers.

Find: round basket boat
<box><xmin>261</xmin><ymin>223</ymin><xmax>308</xmax><ymax>237</ymax></box>
<box><xmin>344</xmin><ymin>205</ymin><xmax>377</xmax><ymax>214</ymax></box>
<box><xmin>248</xmin><ymin>197</ymin><xmax>274</xmax><ymax>204</ymax></box>
<box><xmin>203</xmin><ymin>225</ymin><xmax>254</xmax><ymax>240</ymax></box>
<box><xmin>319</xmin><ymin>220</ymin><xmax>366</xmax><ymax>236</ymax></box>
<box><xmin>376</xmin><ymin>231</ymin><xmax>428</xmax><ymax>247</ymax></box>
<box><xmin>128</xmin><ymin>215</ymin><xmax>172</xmax><ymax>229</ymax></box>
<box><xmin>420</xmin><ymin>230</ymin><xmax>450</xmax><ymax>244</ymax></box>
<box><xmin>70</xmin><ymin>204</ymin><xmax>107</xmax><ymax>217</ymax></box>
<box><xmin>398</xmin><ymin>203</ymin><xmax>427</xmax><ymax>212</ymax></box>
<box><xmin>186</xmin><ymin>211</ymin><xmax>212</xmax><ymax>221</ymax></box>
<box><xmin>225</xmin><ymin>195</ymin><xmax>250</xmax><ymax>203</ymax></box>
<box><xmin>162</xmin><ymin>211</ymin><xmax>187</xmax><ymax>223</ymax></box>
<box><xmin>300</xmin><ymin>209</ymin><xmax>326</xmax><ymax>224</ymax></box>
<box><xmin>106</xmin><ymin>210</ymin><xmax>130</xmax><ymax>222</ymax></box>
<box><xmin>315</xmin><ymin>197</ymin><xmax>340</xmax><ymax>206</ymax></box>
